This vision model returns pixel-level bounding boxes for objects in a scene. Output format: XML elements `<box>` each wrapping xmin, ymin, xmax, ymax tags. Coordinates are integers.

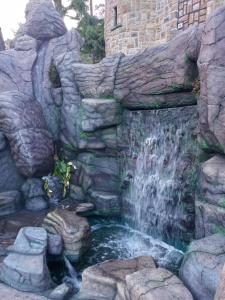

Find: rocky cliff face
<box><xmin>0</xmin><ymin>0</ymin><xmax>224</xmax><ymax>246</ymax></box>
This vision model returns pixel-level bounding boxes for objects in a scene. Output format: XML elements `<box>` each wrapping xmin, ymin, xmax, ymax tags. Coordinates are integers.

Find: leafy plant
<box><xmin>53</xmin><ymin>159</ymin><xmax>77</xmax><ymax>197</ymax></box>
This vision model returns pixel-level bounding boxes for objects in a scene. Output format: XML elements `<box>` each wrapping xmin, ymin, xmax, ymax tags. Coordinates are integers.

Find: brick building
<box><xmin>105</xmin><ymin>0</ymin><xmax>225</xmax><ymax>55</ymax></box>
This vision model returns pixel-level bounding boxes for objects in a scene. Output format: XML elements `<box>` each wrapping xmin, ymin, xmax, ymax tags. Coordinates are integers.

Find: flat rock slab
<box><xmin>125</xmin><ymin>268</ymin><xmax>193</xmax><ymax>300</ymax></box>
<box><xmin>180</xmin><ymin>234</ymin><xmax>225</xmax><ymax>300</ymax></box>
<box><xmin>0</xmin><ymin>283</ymin><xmax>48</xmax><ymax>300</ymax></box>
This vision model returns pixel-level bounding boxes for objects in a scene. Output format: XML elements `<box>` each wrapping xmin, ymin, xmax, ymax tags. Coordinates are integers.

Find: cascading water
<box><xmin>119</xmin><ymin>106</ymin><xmax>199</xmax><ymax>246</ymax></box>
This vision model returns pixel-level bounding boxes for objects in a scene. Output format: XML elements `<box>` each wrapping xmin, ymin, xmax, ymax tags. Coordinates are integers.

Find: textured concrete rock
<box><xmin>69</xmin><ymin>26</ymin><xmax>201</xmax><ymax>106</ymax></box>
<box><xmin>75</xmin><ymin>203</ymin><xmax>95</xmax><ymax>216</ymax></box>
<box><xmin>78</xmin><ymin>256</ymin><xmax>156</xmax><ymax>300</ymax></box>
<box><xmin>78</xmin><ymin>153</ymin><xmax>120</xmax><ymax>194</ymax></box>
<box><xmin>198</xmin><ymin>6</ymin><xmax>225</xmax><ymax>153</ymax></box>
<box><xmin>0</xmin><ymin>47</ymin><xmax>36</xmax><ymax>96</ymax></box>
<box><xmin>180</xmin><ymin>234</ymin><xmax>225</xmax><ymax>300</ymax></box>
<box><xmin>81</xmin><ymin>98</ymin><xmax>121</xmax><ymax>132</ymax></box>
<box><xmin>47</xmin><ymin>233</ymin><xmax>63</xmax><ymax>256</ymax></box>
<box><xmin>0</xmin><ymin>227</ymin><xmax>53</xmax><ymax>292</ymax></box>
<box><xmin>0</xmin><ymin>283</ymin><xmax>48</xmax><ymax>300</ymax></box>
<box><xmin>22</xmin><ymin>178</ymin><xmax>48</xmax><ymax>211</ymax></box>
<box><xmin>0</xmin><ymin>132</ymin><xmax>7</xmax><ymax>151</ymax></box>
<box><xmin>0</xmin><ymin>91</ymin><xmax>54</xmax><ymax>177</ymax></box>
<box><xmin>14</xmin><ymin>34</ymin><xmax>37</xmax><ymax>51</ymax></box>
<box><xmin>49</xmin><ymin>283</ymin><xmax>72</xmax><ymax>300</ymax></box>
<box><xmin>35</xmin><ymin>29</ymin><xmax>83</xmax><ymax>140</ymax></box>
<box><xmin>215</xmin><ymin>263</ymin><xmax>225</xmax><ymax>300</ymax></box>
<box><xmin>88</xmin><ymin>190</ymin><xmax>120</xmax><ymax>216</ymax></box>
<box><xmin>43</xmin><ymin>209</ymin><xmax>91</xmax><ymax>262</ymax></box>
<box><xmin>195</xmin><ymin>201</ymin><xmax>225</xmax><ymax>238</ymax></box>
<box><xmin>24</xmin><ymin>0</ymin><xmax>66</xmax><ymax>40</ymax></box>
<box><xmin>196</xmin><ymin>155</ymin><xmax>225</xmax><ymax>238</ymax></box>
<box><xmin>0</xmin><ymin>146</ymin><xmax>25</xmax><ymax>192</ymax></box>
<box><xmin>0</xmin><ymin>191</ymin><xmax>22</xmax><ymax>217</ymax></box>
<box><xmin>125</xmin><ymin>268</ymin><xmax>193</xmax><ymax>300</ymax></box>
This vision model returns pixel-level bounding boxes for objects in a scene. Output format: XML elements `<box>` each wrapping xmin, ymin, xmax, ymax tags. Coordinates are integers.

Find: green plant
<box><xmin>53</xmin><ymin>159</ymin><xmax>77</xmax><ymax>197</ymax></box>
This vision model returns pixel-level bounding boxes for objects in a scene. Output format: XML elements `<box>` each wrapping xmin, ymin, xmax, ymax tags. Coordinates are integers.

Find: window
<box><xmin>113</xmin><ymin>6</ymin><xmax>118</xmax><ymax>27</ymax></box>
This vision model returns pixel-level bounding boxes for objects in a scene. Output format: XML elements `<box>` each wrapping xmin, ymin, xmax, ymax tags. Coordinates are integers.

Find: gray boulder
<box><xmin>180</xmin><ymin>234</ymin><xmax>225</xmax><ymax>300</ymax></box>
<box><xmin>0</xmin><ymin>227</ymin><xmax>53</xmax><ymax>292</ymax></box>
<box><xmin>215</xmin><ymin>263</ymin><xmax>225</xmax><ymax>300</ymax></box>
<box><xmin>24</xmin><ymin>0</ymin><xmax>66</xmax><ymax>40</ymax></box>
<box><xmin>0</xmin><ymin>191</ymin><xmax>22</xmax><ymax>217</ymax></box>
<box><xmin>43</xmin><ymin>209</ymin><xmax>91</xmax><ymax>262</ymax></box>
<box><xmin>198</xmin><ymin>6</ymin><xmax>225</xmax><ymax>153</ymax></box>
<box><xmin>0</xmin><ymin>91</ymin><xmax>54</xmax><ymax>177</ymax></box>
<box><xmin>0</xmin><ymin>283</ymin><xmax>48</xmax><ymax>300</ymax></box>
<box><xmin>196</xmin><ymin>155</ymin><xmax>225</xmax><ymax>238</ymax></box>
<box><xmin>22</xmin><ymin>178</ymin><xmax>48</xmax><ymax>211</ymax></box>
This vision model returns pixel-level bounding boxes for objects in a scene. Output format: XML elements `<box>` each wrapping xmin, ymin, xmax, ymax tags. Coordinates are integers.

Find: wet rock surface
<box><xmin>180</xmin><ymin>234</ymin><xmax>225</xmax><ymax>300</ymax></box>
<box><xmin>0</xmin><ymin>227</ymin><xmax>53</xmax><ymax>292</ymax></box>
<box><xmin>43</xmin><ymin>209</ymin><xmax>91</xmax><ymax>262</ymax></box>
<box><xmin>0</xmin><ymin>283</ymin><xmax>48</xmax><ymax>300</ymax></box>
<box><xmin>196</xmin><ymin>155</ymin><xmax>225</xmax><ymax>238</ymax></box>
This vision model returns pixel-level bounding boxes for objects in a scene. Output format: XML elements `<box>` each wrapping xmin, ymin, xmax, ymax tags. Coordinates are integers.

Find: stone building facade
<box><xmin>105</xmin><ymin>0</ymin><xmax>225</xmax><ymax>55</ymax></box>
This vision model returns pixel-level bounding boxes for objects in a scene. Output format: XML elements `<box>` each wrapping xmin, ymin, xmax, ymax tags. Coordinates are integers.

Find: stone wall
<box><xmin>105</xmin><ymin>0</ymin><xmax>225</xmax><ymax>55</ymax></box>
<box><xmin>104</xmin><ymin>0</ymin><xmax>178</xmax><ymax>55</ymax></box>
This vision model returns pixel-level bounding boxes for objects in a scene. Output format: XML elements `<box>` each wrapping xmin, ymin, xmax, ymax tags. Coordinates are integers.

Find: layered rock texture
<box><xmin>43</xmin><ymin>209</ymin><xmax>91</xmax><ymax>262</ymax></box>
<box><xmin>77</xmin><ymin>256</ymin><xmax>193</xmax><ymax>300</ymax></box>
<box><xmin>0</xmin><ymin>227</ymin><xmax>52</xmax><ymax>292</ymax></box>
<box><xmin>180</xmin><ymin>234</ymin><xmax>225</xmax><ymax>300</ymax></box>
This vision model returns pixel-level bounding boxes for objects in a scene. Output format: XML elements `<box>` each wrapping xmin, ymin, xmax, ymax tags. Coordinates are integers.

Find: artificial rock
<box><xmin>196</xmin><ymin>155</ymin><xmax>225</xmax><ymax>238</ymax></box>
<box><xmin>43</xmin><ymin>209</ymin><xmax>91</xmax><ymax>262</ymax></box>
<box><xmin>0</xmin><ymin>227</ymin><xmax>53</xmax><ymax>292</ymax></box>
<box><xmin>0</xmin><ymin>191</ymin><xmax>22</xmax><ymax>217</ymax></box>
<box><xmin>180</xmin><ymin>234</ymin><xmax>225</xmax><ymax>300</ymax></box>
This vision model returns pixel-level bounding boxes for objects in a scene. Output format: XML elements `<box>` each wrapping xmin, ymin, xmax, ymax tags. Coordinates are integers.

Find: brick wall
<box><xmin>105</xmin><ymin>0</ymin><xmax>225</xmax><ymax>55</ymax></box>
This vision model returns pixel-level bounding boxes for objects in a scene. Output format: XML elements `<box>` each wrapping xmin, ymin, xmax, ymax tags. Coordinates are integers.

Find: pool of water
<box><xmin>49</xmin><ymin>220</ymin><xmax>183</xmax><ymax>284</ymax></box>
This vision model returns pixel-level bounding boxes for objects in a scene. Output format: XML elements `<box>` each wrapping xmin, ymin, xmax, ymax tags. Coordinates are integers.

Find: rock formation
<box><xmin>43</xmin><ymin>208</ymin><xmax>91</xmax><ymax>262</ymax></box>
<box><xmin>180</xmin><ymin>234</ymin><xmax>225</xmax><ymax>300</ymax></box>
<box><xmin>78</xmin><ymin>256</ymin><xmax>193</xmax><ymax>300</ymax></box>
<box><xmin>0</xmin><ymin>227</ymin><xmax>53</xmax><ymax>292</ymax></box>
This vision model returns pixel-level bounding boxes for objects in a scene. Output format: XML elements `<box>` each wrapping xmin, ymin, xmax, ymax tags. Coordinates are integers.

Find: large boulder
<box><xmin>0</xmin><ymin>191</ymin><xmax>22</xmax><ymax>217</ymax></box>
<box><xmin>196</xmin><ymin>155</ymin><xmax>225</xmax><ymax>238</ymax></box>
<box><xmin>43</xmin><ymin>209</ymin><xmax>91</xmax><ymax>262</ymax></box>
<box><xmin>124</xmin><ymin>268</ymin><xmax>193</xmax><ymax>300</ymax></box>
<box><xmin>180</xmin><ymin>234</ymin><xmax>225</xmax><ymax>300</ymax></box>
<box><xmin>77</xmin><ymin>256</ymin><xmax>193</xmax><ymax>300</ymax></box>
<box><xmin>0</xmin><ymin>227</ymin><xmax>53</xmax><ymax>292</ymax></box>
<box><xmin>0</xmin><ymin>91</ymin><xmax>54</xmax><ymax>177</ymax></box>
<box><xmin>198</xmin><ymin>6</ymin><xmax>225</xmax><ymax>153</ymax></box>
<box><xmin>21</xmin><ymin>178</ymin><xmax>48</xmax><ymax>211</ymax></box>
<box><xmin>24</xmin><ymin>0</ymin><xmax>66</xmax><ymax>40</ymax></box>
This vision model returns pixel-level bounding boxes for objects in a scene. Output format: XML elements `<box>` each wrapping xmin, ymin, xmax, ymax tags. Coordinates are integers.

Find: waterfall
<box><xmin>119</xmin><ymin>106</ymin><xmax>198</xmax><ymax>246</ymax></box>
<box><xmin>63</xmin><ymin>256</ymin><xmax>80</xmax><ymax>291</ymax></box>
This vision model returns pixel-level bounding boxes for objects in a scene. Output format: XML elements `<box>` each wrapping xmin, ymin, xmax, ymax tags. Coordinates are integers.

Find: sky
<box><xmin>0</xmin><ymin>0</ymin><xmax>104</xmax><ymax>40</ymax></box>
